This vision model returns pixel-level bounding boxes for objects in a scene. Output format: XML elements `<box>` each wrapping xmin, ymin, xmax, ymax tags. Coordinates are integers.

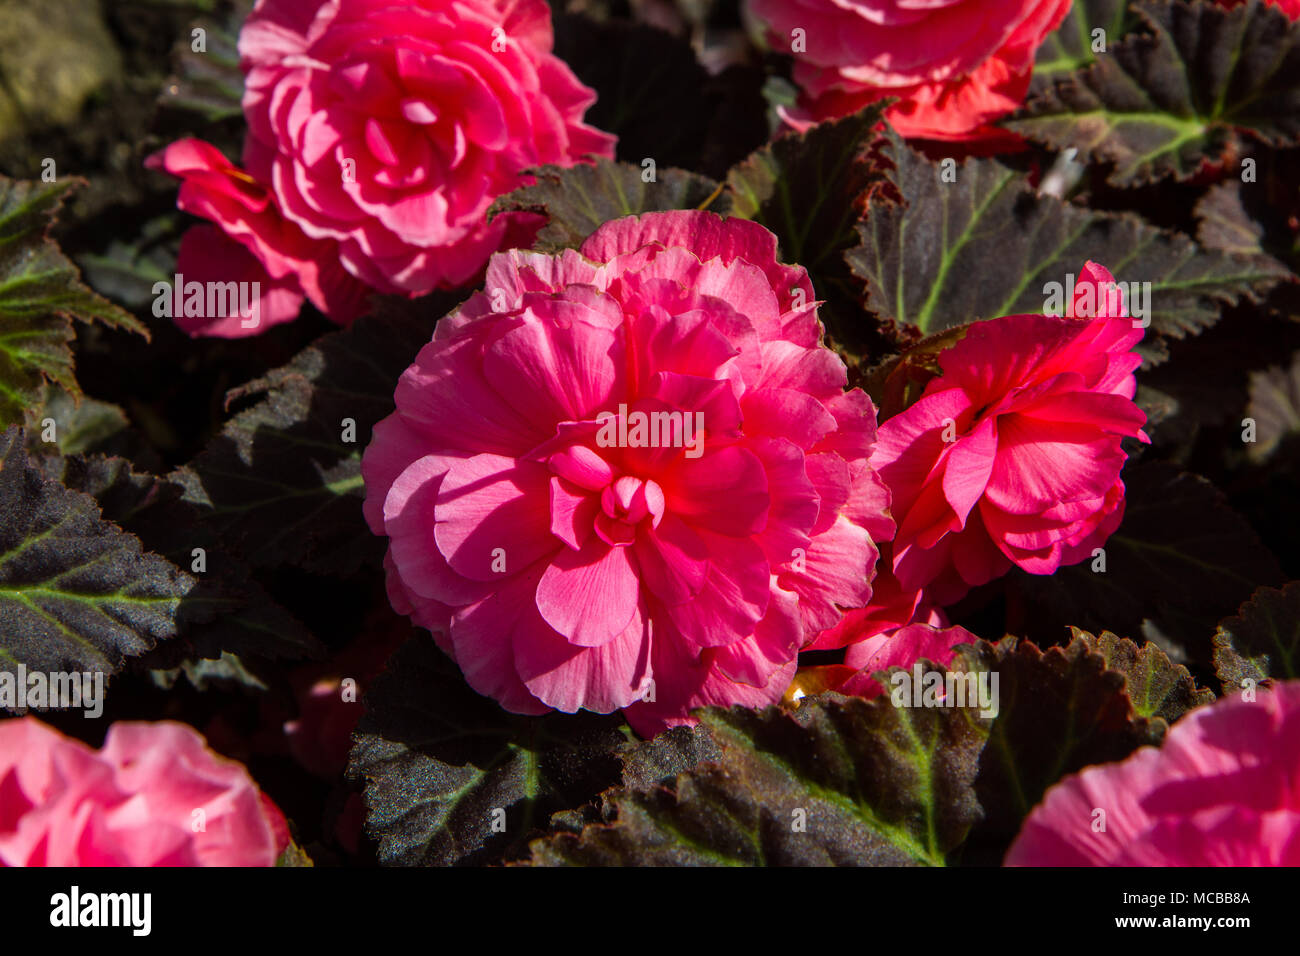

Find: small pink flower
<box><xmin>238</xmin><ymin>0</ymin><xmax>616</xmax><ymax>295</ymax></box>
<box><xmin>871</xmin><ymin>262</ymin><xmax>1148</xmax><ymax>605</ymax></box>
<box><xmin>805</xmin><ymin>543</ymin><xmax>936</xmax><ymax>650</ymax></box>
<box><xmin>362</xmin><ymin>210</ymin><xmax>894</xmax><ymax>735</ymax></box>
<box><xmin>838</xmin><ymin>622</ymin><xmax>975</xmax><ymax>698</ymax></box>
<box><xmin>1007</xmin><ymin>682</ymin><xmax>1300</xmax><ymax>866</ymax></box>
<box><xmin>747</xmin><ymin>0</ymin><xmax>1070</xmax><ymax>141</ymax></box>
<box><xmin>145</xmin><ymin>138</ymin><xmax>369</xmax><ymax>335</ymax></box>
<box><xmin>0</xmin><ymin>718</ymin><xmax>289</xmax><ymax>867</ymax></box>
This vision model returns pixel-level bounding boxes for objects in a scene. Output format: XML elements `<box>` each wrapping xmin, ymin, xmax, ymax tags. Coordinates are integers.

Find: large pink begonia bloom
<box><xmin>238</xmin><ymin>0</ymin><xmax>617</xmax><ymax>296</ymax></box>
<box><xmin>747</xmin><ymin>0</ymin><xmax>1071</xmax><ymax>140</ymax></box>
<box><xmin>362</xmin><ymin>210</ymin><xmax>894</xmax><ymax>735</ymax></box>
<box><xmin>0</xmin><ymin>718</ymin><xmax>289</xmax><ymax>866</ymax></box>
<box><xmin>870</xmin><ymin>262</ymin><xmax>1148</xmax><ymax>606</ymax></box>
<box><xmin>1008</xmin><ymin>681</ymin><xmax>1300</xmax><ymax>865</ymax></box>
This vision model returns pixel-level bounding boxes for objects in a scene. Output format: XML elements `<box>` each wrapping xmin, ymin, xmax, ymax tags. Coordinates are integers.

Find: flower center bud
<box><xmin>595</xmin><ymin>476</ymin><xmax>664</xmax><ymax>546</ymax></box>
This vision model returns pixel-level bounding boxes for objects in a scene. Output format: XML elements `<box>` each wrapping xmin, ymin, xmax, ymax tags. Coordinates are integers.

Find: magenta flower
<box><xmin>0</xmin><ymin>718</ymin><xmax>289</xmax><ymax>866</ymax></box>
<box><xmin>237</xmin><ymin>0</ymin><xmax>617</xmax><ymax>296</ymax></box>
<box><xmin>1007</xmin><ymin>682</ymin><xmax>1300</xmax><ymax>866</ymax></box>
<box><xmin>746</xmin><ymin>0</ymin><xmax>1070</xmax><ymax>141</ymax></box>
<box><xmin>362</xmin><ymin>210</ymin><xmax>894</xmax><ymax>734</ymax></box>
<box><xmin>145</xmin><ymin>138</ymin><xmax>369</xmax><ymax>336</ymax></box>
<box><xmin>870</xmin><ymin>262</ymin><xmax>1149</xmax><ymax>605</ymax></box>
<box><xmin>837</xmin><ymin>622</ymin><xmax>974</xmax><ymax>698</ymax></box>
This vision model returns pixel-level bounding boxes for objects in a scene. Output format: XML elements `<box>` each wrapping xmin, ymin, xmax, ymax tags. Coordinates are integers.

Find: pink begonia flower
<box><xmin>806</xmin><ymin>543</ymin><xmax>936</xmax><ymax>649</ymax></box>
<box><xmin>145</xmin><ymin>138</ymin><xmax>370</xmax><ymax>336</ymax></box>
<box><xmin>1007</xmin><ymin>681</ymin><xmax>1300</xmax><ymax>866</ymax></box>
<box><xmin>838</xmin><ymin>622</ymin><xmax>974</xmax><ymax>698</ymax></box>
<box><xmin>783</xmin><ymin>621</ymin><xmax>971</xmax><ymax>704</ymax></box>
<box><xmin>0</xmin><ymin>718</ymin><xmax>289</xmax><ymax>867</ymax></box>
<box><xmin>237</xmin><ymin>0</ymin><xmax>617</xmax><ymax>296</ymax></box>
<box><xmin>871</xmin><ymin>261</ymin><xmax>1148</xmax><ymax>606</ymax></box>
<box><xmin>362</xmin><ymin>210</ymin><xmax>894</xmax><ymax>735</ymax></box>
<box><xmin>747</xmin><ymin>0</ymin><xmax>1070</xmax><ymax>141</ymax></box>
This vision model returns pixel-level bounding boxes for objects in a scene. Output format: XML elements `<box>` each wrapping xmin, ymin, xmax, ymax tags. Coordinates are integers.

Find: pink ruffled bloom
<box><xmin>747</xmin><ymin>0</ymin><xmax>1070</xmax><ymax>141</ymax></box>
<box><xmin>806</xmin><ymin>544</ymin><xmax>938</xmax><ymax>649</ymax></box>
<box><xmin>362</xmin><ymin>210</ymin><xmax>894</xmax><ymax>735</ymax></box>
<box><xmin>145</xmin><ymin>138</ymin><xmax>370</xmax><ymax>336</ymax></box>
<box><xmin>871</xmin><ymin>262</ymin><xmax>1148</xmax><ymax>605</ymax></box>
<box><xmin>1008</xmin><ymin>681</ymin><xmax>1300</xmax><ymax>865</ymax></box>
<box><xmin>0</xmin><ymin>718</ymin><xmax>289</xmax><ymax>866</ymax></box>
<box><xmin>837</xmin><ymin>622</ymin><xmax>974</xmax><ymax>698</ymax></box>
<box><xmin>238</xmin><ymin>0</ymin><xmax>616</xmax><ymax>296</ymax></box>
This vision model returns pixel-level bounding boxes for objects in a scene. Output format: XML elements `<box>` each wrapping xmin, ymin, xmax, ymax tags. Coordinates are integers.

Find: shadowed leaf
<box><xmin>1246</xmin><ymin>350</ymin><xmax>1300</xmax><ymax>463</ymax></box>
<box><xmin>1009</xmin><ymin>461</ymin><xmax>1283</xmax><ymax>663</ymax></box>
<box><xmin>0</xmin><ymin>427</ymin><xmax>191</xmax><ymax>683</ymax></box>
<box><xmin>348</xmin><ymin>634</ymin><xmax>627</xmax><ymax>866</ymax></box>
<box><xmin>52</xmin><ymin>454</ymin><xmax>319</xmax><ymax>663</ymax></box>
<box><xmin>173</xmin><ymin>306</ymin><xmax>440</xmax><ymax>575</ymax></box>
<box><xmin>1213</xmin><ymin>581</ymin><xmax>1300</xmax><ymax>692</ymax></box>
<box><xmin>489</xmin><ymin>158</ymin><xmax>729</xmax><ymax>253</ymax></box>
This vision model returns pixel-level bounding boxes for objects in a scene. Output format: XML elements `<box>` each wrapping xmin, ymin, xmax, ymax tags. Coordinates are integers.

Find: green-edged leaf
<box><xmin>52</xmin><ymin>454</ymin><xmax>319</xmax><ymax>663</ymax></box>
<box><xmin>1008</xmin><ymin>0</ymin><xmax>1300</xmax><ymax>185</ymax></box>
<box><xmin>844</xmin><ymin>134</ymin><xmax>1288</xmax><ymax>353</ymax></box>
<box><xmin>348</xmin><ymin>634</ymin><xmax>627</xmax><ymax>866</ymax></box>
<box><xmin>0</xmin><ymin>427</ymin><xmax>192</xmax><ymax>679</ymax></box>
<box><xmin>726</xmin><ymin>105</ymin><xmax>891</xmax><ymax>279</ymax></box>
<box><xmin>173</xmin><ymin>305</ymin><xmax>439</xmax><ymax>575</ymax></box>
<box><xmin>528</xmin><ymin>672</ymin><xmax>989</xmax><ymax>867</ymax></box>
<box><xmin>952</xmin><ymin>636</ymin><xmax>1163</xmax><ymax>863</ymax></box>
<box><xmin>1071</xmin><ymin>627</ymin><xmax>1215</xmax><ymax>722</ymax></box>
<box><xmin>488</xmin><ymin>158</ymin><xmax>729</xmax><ymax>254</ymax></box>
<box><xmin>1246</xmin><ymin>350</ymin><xmax>1300</xmax><ymax>463</ymax></box>
<box><xmin>1009</xmin><ymin>461</ymin><xmax>1283</xmax><ymax>661</ymax></box>
<box><xmin>0</xmin><ymin>176</ymin><xmax>145</xmax><ymax>427</ymax></box>
<box><xmin>1213</xmin><ymin>581</ymin><xmax>1300</xmax><ymax>692</ymax></box>
<box><xmin>1031</xmin><ymin>0</ymin><xmax>1136</xmax><ymax>91</ymax></box>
